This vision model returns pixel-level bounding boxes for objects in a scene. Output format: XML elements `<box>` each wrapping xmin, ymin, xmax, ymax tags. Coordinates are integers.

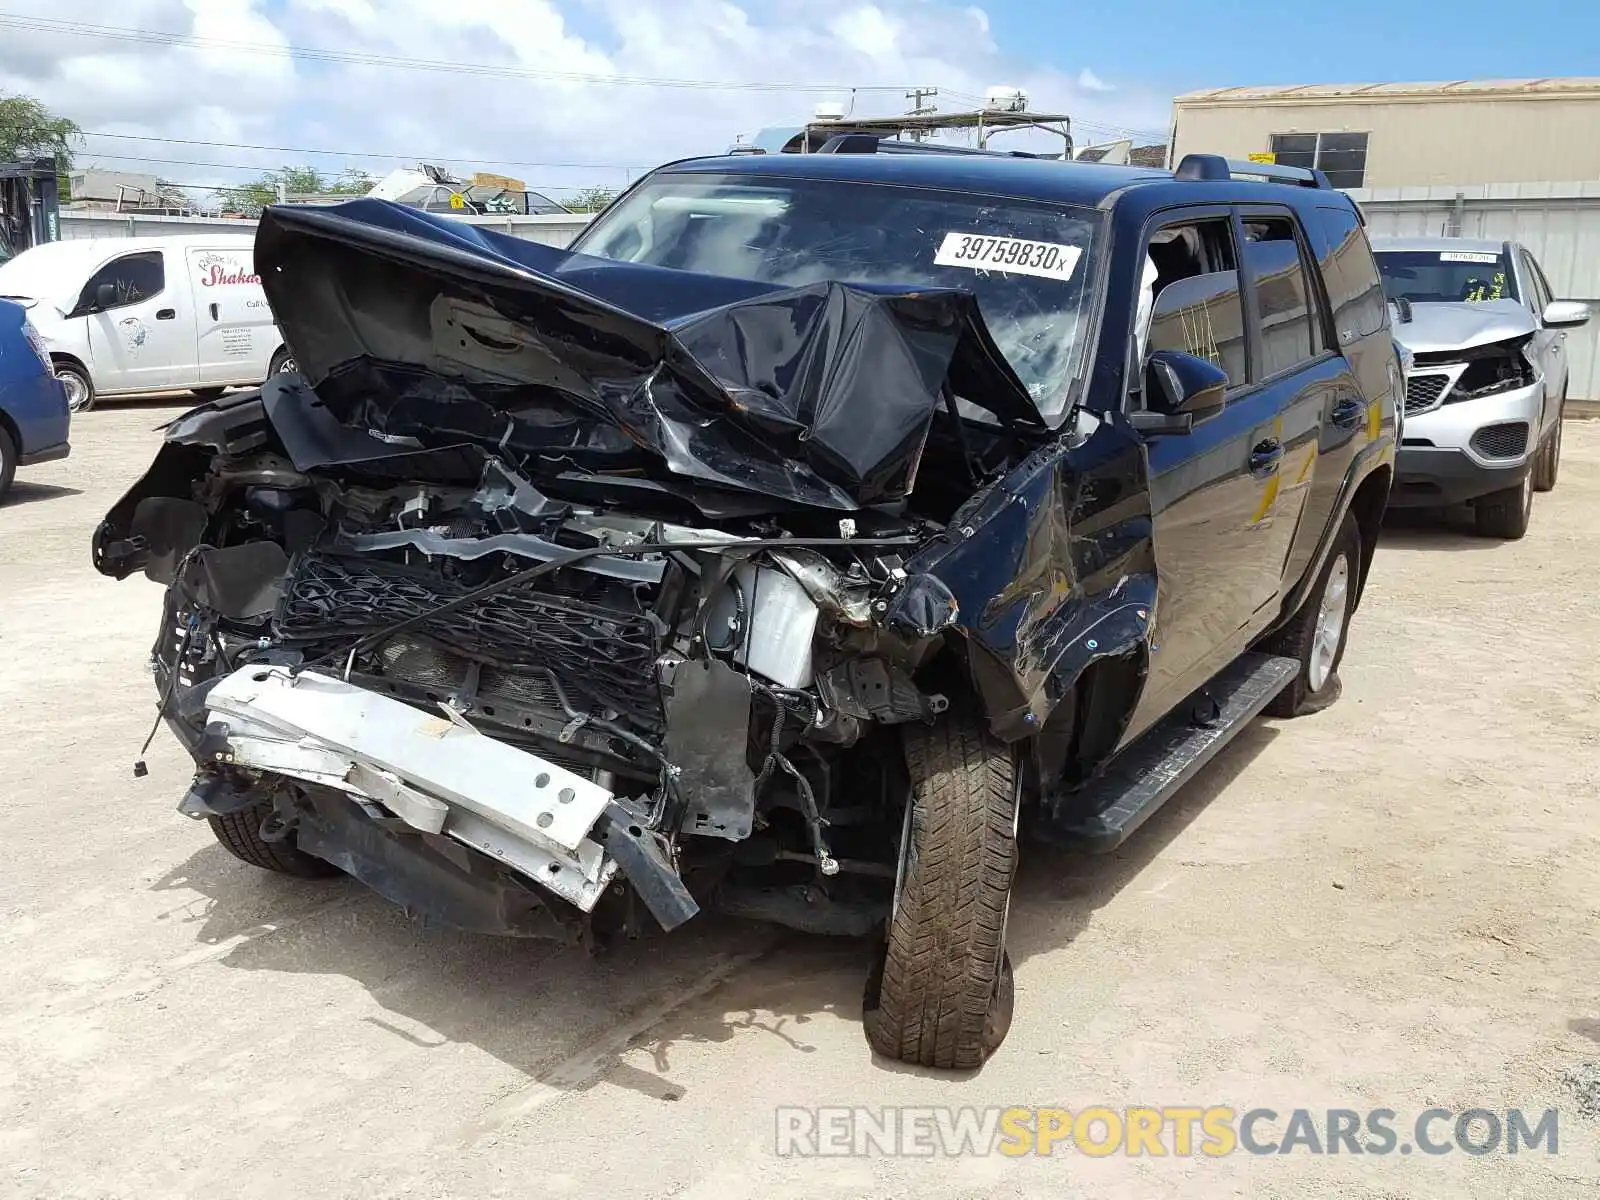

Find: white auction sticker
<box><xmin>1439</xmin><ymin>251</ymin><xmax>1499</xmax><ymax>264</ymax></box>
<box><xmin>934</xmin><ymin>232</ymin><xmax>1083</xmax><ymax>281</ymax></box>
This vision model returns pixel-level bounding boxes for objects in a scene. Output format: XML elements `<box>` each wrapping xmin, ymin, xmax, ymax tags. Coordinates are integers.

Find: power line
<box><xmin>0</xmin><ymin>13</ymin><xmax>923</xmax><ymax>94</ymax></box>
<box><xmin>80</xmin><ymin>130</ymin><xmax>651</xmax><ymax>172</ymax></box>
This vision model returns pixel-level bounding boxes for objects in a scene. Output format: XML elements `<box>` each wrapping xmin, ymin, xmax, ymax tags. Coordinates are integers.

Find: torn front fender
<box><xmin>907</xmin><ymin>414</ymin><xmax>1157</xmax><ymax>748</ymax></box>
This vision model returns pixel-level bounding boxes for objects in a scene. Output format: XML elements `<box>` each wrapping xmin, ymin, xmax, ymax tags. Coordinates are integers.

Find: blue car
<box><xmin>0</xmin><ymin>297</ymin><xmax>70</xmax><ymax>501</ymax></box>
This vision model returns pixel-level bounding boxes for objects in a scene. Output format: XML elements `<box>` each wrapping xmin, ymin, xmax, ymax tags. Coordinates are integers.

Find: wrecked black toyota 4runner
<box><xmin>93</xmin><ymin>147</ymin><xmax>1398</xmax><ymax>1070</ymax></box>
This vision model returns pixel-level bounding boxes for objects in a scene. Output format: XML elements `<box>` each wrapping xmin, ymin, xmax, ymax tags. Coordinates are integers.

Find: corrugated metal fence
<box><xmin>58</xmin><ymin>209</ymin><xmax>594</xmax><ymax>248</ymax></box>
<box><xmin>1352</xmin><ymin>182</ymin><xmax>1600</xmax><ymax>399</ymax></box>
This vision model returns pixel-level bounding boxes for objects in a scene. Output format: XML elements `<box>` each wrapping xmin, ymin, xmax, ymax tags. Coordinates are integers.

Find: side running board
<box><xmin>1045</xmin><ymin>652</ymin><xmax>1299</xmax><ymax>853</ymax></box>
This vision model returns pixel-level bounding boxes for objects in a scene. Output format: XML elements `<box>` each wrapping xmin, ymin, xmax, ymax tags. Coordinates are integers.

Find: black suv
<box><xmin>93</xmin><ymin>144</ymin><xmax>1398</xmax><ymax>1071</ymax></box>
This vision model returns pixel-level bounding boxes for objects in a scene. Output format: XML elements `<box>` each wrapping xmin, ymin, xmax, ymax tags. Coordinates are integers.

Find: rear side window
<box><xmin>1315</xmin><ymin>207</ymin><xmax>1387</xmax><ymax>345</ymax></box>
<box><xmin>79</xmin><ymin>251</ymin><xmax>165</xmax><ymax>312</ymax></box>
<box><xmin>1240</xmin><ymin>215</ymin><xmax>1323</xmax><ymax>378</ymax></box>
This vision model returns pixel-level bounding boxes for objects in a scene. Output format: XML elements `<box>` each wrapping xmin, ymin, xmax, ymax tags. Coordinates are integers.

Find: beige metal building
<box><xmin>1168</xmin><ymin>78</ymin><xmax>1600</xmax><ymax>189</ymax></box>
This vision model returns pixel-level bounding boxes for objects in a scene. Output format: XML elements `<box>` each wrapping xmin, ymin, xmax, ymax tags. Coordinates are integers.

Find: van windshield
<box><xmin>1375</xmin><ymin>248</ymin><xmax>1519</xmax><ymax>304</ymax></box>
<box><xmin>574</xmin><ymin>172</ymin><xmax>1104</xmax><ymax>420</ymax></box>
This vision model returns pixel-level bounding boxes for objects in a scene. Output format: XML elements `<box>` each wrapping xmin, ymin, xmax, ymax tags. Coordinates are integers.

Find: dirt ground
<box><xmin>3</xmin><ymin>401</ymin><xmax>1599</xmax><ymax>1200</ymax></box>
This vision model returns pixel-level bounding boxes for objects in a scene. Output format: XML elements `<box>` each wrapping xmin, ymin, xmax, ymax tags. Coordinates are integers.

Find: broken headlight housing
<box><xmin>1414</xmin><ymin>335</ymin><xmax>1538</xmax><ymax>404</ymax></box>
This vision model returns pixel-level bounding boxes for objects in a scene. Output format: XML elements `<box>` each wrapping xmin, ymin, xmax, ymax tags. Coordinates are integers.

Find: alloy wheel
<box><xmin>1308</xmin><ymin>553</ymin><xmax>1350</xmax><ymax>693</ymax></box>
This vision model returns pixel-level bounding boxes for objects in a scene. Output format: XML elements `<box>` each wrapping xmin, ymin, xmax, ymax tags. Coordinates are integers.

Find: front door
<box><xmin>1120</xmin><ymin>209</ymin><xmax>1313</xmax><ymax>743</ymax></box>
<box><xmin>1518</xmin><ymin>248</ymin><xmax>1566</xmax><ymax>431</ymax></box>
<box><xmin>79</xmin><ymin>249</ymin><xmax>196</xmax><ymax>393</ymax></box>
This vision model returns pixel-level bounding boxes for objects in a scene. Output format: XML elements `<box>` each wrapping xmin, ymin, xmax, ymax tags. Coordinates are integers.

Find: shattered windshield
<box><xmin>574</xmin><ymin>172</ymin><xmax>1103</xmax><ymax>420</ymax></box>
<box><xmin>1375</xmin><ymin>249</ymin><xmax>1520</xmax><ymax>305</ymax></box>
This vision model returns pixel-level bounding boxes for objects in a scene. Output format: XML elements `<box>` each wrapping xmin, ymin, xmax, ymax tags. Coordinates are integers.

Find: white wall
<box><xmin>1171</xmin><ymin>92</ymin><xmax>1600</xmax><ymax>190</ymax></box>
<box><xmin>58</xmin><ymin>209</ymin><xmax>594</xmax><ymax>248</ymax></box>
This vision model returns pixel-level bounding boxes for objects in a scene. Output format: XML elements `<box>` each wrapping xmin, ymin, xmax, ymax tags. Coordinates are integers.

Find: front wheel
<box><xmin>268</xmin><ymin>348</ymin><xmax>296</xmax><ymax>378</ymax></box>
<box><xmin>1262</xmin><ymin>512</ymin><xmax>1360</xmax><ymax>717</ymax></box>
<box><xmin>862</xmin><ymin>708</ymin><xmax>1019</xmax><ymax>1070</ymax></box>
<box><xmin>210</xmin><ymin>800</ymin><xmax>340</xmax><ymax>879</ymax></box>
<box><xmin>1474</xmin><ymin>472</ymin><xmax>1532</xmax><ymax>540</ymax></box>
<box><xmin>1532</xmin><ymin>403</ymin><xmax>1563</xmax><ymax>493</ymax></box>
<box><xmin>55</xmin><ymin>361</ymin><xmax>95</xmax><ymax>413</ymax></box>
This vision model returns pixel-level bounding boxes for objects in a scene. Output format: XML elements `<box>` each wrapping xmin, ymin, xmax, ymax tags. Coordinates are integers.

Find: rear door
<box><xmin>187</xmin><ymin>244</ymin><xmax>275</xmax><ymax>386</ymax></box>
<box><xmin>1234</xmin><ymin>206</ymin><xmax>1346</xmax><ymax>609</ymax></box>
<box><xmin>80</xmin><ymin>248</ymin><xmax>196</xmax><ymax>392</ymax></box>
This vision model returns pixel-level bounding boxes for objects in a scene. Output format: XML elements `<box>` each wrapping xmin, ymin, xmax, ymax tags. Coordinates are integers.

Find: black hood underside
<box><xmin>256</xmin><ymin>199</ymin><xmax>1044</xmax><ymax>511</ymax></box>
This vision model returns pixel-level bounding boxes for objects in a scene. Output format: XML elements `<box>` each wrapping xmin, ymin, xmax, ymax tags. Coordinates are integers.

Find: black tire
<box><xmin>268</xmin><ymin>348</ymin><xmax>295</xmax><ymax>377</ymax></box>
<box><xmin>209</xmin><ymin>801</ymin><xmax>339</xmax><ymax>878</ymax></box>
<box><xmin>1532</xmin><ymin>403</ymin><xmax>1563</xmax><ymax>493</ymax></box>
<box><xmin>863</xmin><ymin>708</ymin><xmax>1019</xmax><ymax>1070</ymax></box>
<box><xmin>191</xmin><ymin>386</ymin><xmax>227</xmax><ymax>402</ymax></box>
<box><xmin>1473</xmin><ymin>472</ymin><xmax>1532</xmax><ymax>540</ymax></box>
<box><xmin>54</xmin><ymin>360</ymin><xmax>95</xmax><ymax>413</ymax></box>
<box><xmin>1262</xmin><ymin>512</ymin><xmax>1360</xmax><ymax>718</ymax></box>
<box><xmin>0</xmin><ymin>425</ymin><xmax>16</xmax><ymax>503</ymax></box>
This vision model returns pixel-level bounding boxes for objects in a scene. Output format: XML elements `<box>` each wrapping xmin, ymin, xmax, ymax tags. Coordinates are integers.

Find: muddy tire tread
<box><xmin>864</xmin><ymin>713</ymin><xmax>1017</xmax><ymax>1070</ymax></box>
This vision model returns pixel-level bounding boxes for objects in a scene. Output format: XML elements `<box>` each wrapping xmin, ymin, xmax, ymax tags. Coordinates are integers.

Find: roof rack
<box><xmin>1172</xmin><ymin>153</ymin><xmax>1332</xmax><ymax>190</ymax></box>
<box><xmin>814</xmin><ymin>133</ymin><xmax>1052</xmax><ymax>159</ymax></box>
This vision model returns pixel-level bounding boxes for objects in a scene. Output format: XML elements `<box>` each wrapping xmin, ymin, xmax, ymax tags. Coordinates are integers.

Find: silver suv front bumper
<box><xmin>1391</xmin><ymin>378</ymin><xmax>1542</xmax><ymax>507</ymax></box>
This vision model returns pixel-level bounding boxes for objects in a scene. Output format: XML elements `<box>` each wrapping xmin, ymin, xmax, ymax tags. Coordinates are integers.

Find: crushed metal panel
<box><xmin>662</xmin><ymin>657</ymin><xmax>756</xmax><ymax>841</ymax></box>
<box><xmin>205</xmin><ymin>666</ymin><xmax>612</xmax><ymax>854</ymax></box>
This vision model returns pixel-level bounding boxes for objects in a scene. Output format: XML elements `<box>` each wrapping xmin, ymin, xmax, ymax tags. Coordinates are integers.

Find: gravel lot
<box><xmin>3</xmin><ymin>402</ymin><xmax>1599</xmax><ymax>1199</ymax></box>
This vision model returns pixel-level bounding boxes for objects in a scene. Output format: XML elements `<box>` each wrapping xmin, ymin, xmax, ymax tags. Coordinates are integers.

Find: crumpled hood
<box><xmin>254</xmin><ymin>198</ymin><xmax>1044</xmax><ymax>511</ymax></box>
<box><xmin>1390</xmin><ymin>299</ymin><xmax>1536</xmax><ymax>356</ymax></box>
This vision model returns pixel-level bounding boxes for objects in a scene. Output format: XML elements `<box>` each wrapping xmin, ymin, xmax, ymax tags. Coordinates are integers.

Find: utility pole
<box><xmin>904</xmin><ymin>87</ymin><xmax>938</xmax><ymax>141</ymax></box>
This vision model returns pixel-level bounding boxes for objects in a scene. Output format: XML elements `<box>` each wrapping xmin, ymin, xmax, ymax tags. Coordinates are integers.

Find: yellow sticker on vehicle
<box><xmin>449</xmin><ymin>192</ymin><xmax>466</xmax><ymax>210</ymax></box>
<box><xmin>1248</xmin><ymin>152</ymin><xmax>1276</xmax><ymax>164</ymax></box>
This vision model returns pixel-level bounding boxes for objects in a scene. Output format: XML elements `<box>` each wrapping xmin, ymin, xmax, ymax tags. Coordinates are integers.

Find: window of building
<box><xmin>1268</xmin><ymin>132</ymin><xmax>1369</xmax><ymax>189</ymax></box>
<box><xmin>1239</xmin><ymin>215</ymin><xmax>1323</xmax><ymax>378</ymax></box>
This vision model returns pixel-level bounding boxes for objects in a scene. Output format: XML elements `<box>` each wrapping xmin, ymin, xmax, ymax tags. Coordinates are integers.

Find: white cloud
<box><xmin>1077</xmin><ymin>68</ymin><xmax>1113</xmax><ymax>93</ymax></box>
<box><xmin>0</xmin><ymin>0</ymin><xmax>1174</xmax><ymax>202</ymax></box>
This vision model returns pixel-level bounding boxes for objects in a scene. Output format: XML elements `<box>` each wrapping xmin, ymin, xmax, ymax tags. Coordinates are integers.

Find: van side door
<box><xmin>77</xmin><ymin>249</ymin><xmax>197</xmax><ymax>393</ymax></box>
<box><xmin>187</xmin><ymin>245</ymin><xmax>273</xmax><ymax>387</ymax></box>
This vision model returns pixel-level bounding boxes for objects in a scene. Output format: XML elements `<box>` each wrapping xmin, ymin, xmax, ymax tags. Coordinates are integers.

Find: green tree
<box><xmin>0</xmin><ymin>92</ymin><xmax>81</xmax><ymax>198</ymax></box>
<box><xmin>217</xmin><ymin>166</ymin><xmax>374</xmax><ymax>217</ymax></box>
<box><xmin>565</xmin><ymin>185</ymin><xmax>618</xmax><ymax>213</ymax></box>
<box><xmin>0</xmin><ymin>92</ymin><xmax>80</xmax><ymax>162</ymax></box>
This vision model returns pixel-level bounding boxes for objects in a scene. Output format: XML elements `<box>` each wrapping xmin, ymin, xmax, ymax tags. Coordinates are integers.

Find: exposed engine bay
<box><xmin>90</xmin><ymin>198</ymin><xmax>1142</xmax><ymax>946</ymax></box>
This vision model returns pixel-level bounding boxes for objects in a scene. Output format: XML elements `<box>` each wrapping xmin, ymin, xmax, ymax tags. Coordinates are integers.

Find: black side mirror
<box><xmin>95</xmin><ymin>283</ymin><xmax>118</xmax><ymax>310</ymax></box>
<box><xmin>1132</xmin><ymin>350</ymin><xmax>1228</xmax><ymax>434</ymax></box>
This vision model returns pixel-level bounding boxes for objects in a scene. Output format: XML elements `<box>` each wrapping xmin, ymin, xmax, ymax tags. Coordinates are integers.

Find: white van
<box><xmin>0</xmin><ymin>234</ymin><xmax>290</xmax><ymax>412</ymax></box>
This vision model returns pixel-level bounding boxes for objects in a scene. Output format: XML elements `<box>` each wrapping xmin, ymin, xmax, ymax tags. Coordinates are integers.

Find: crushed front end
<box><xmin>92</xmin><ymin>198</ymin><xmax>1051</xmax><ymax>945</ymax></box>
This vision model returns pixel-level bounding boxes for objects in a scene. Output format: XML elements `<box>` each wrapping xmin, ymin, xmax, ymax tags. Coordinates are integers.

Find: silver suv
<box><xmin>1372</xmin><ymin>236</ymin><xmax>1589</xmax><ymax>539</ymax></box>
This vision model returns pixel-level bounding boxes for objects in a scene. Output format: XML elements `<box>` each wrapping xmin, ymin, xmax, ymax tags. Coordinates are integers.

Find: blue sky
<box><xmin>0</xmin><ymin>0</ymin><xmax>1590</xmax><ymax>201</ymax></box>
<box><xmin>984</xmin><ymin>0</ymin><xmax>1595</xmax><ymax>94</ymax></box>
